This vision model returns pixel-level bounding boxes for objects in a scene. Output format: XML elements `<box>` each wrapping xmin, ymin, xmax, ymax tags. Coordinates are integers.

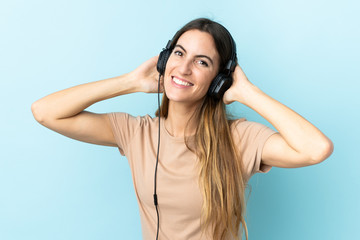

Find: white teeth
<box><xmin>172</xmin><ymin>77</ymin><xmax>193</xmax><ymax>86</ymax></box>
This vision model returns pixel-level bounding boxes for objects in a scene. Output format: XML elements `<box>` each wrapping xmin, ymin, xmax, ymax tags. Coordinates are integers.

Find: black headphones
<box><xmin>156</xmin><ymin>29</ymin><xmax>237</xmax><ymax>100</ymax></box>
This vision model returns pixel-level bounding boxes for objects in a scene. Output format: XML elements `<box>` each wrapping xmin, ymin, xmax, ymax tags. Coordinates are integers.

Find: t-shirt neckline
<box><xmin>160</xmin><ymin>117</ymin><xmax>195</xmax><ymax>142</ymax></box>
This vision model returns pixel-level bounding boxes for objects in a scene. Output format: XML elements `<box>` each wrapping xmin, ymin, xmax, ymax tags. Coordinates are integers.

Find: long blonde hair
<box><xmin>156</xmin><ymin>18</ymin><xmax>249</xmax><ymax>239</ymax></box>
<box><xmin>156</xmin><ymin>93</ymin><xmax>248</xmax><ymax>239</ymax></box>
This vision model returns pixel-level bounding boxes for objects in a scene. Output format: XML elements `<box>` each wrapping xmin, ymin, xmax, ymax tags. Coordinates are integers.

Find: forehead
<box><xmin>176</xmin><ymin>29</ymin><xmax>219</xmax><ymax>60</ymax></box>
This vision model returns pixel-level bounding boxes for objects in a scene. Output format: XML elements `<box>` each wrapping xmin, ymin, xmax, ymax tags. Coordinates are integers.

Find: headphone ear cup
<box><xmin>157</xmin><ymin>49</ymin><xmax>171</xmax><ymax>75</ymax></box>
<box><xmin>208</xmin><ymin>73</ymin><xmax>233</xmax><ymax>99</ymax></box>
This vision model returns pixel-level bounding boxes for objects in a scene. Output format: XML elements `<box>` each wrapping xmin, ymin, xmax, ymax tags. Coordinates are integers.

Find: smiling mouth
<box><xmin>172</xmin><ymin>76</ymin><xmax>194</xmax><ymax>87</ymax></box>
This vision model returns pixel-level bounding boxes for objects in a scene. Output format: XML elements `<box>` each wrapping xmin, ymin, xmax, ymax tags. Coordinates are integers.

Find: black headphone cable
<box><xmin>154</xmin><ymin>73</ymin><xmax>161</xmax><ymax>240</ymax></box>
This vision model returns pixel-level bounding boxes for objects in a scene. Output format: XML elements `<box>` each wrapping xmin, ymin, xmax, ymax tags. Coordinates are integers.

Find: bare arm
<box><xmin>31</xmin><ymin>56</ymin><xmax>161</xmax><ymax>146</ymax></box>
<box><xmin>223</xmin><ymin>65</ymin><xmax>334</xmax><ymax>167</ymax></box>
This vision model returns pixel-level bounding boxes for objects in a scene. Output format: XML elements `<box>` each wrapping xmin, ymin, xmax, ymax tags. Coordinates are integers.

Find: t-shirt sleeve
<box><xmin>231</xmin><ymin>119</ymin><xmax>277</xmax><ymax>181</ymax></box>
<box><xmin>107</xmin><ymin>112</ymin><xmax>141</xmax><ymax>156</ymax></box>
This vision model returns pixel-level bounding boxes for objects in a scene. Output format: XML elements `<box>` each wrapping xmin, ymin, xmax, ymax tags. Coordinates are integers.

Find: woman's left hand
<box><xmin>222</xmin><ymin>64</ymin><xmax>255</xmax><ymax>105</ymax></box>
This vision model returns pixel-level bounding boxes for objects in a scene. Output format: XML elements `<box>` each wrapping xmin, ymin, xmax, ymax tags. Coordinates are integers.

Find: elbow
<box><xmin>310</xmin><ymin>138</ymin><xmax>334</xmax><ymax>164</ymax></box>
<box><xmin>31</xmin><ymin>100</ymin><xmax>47</xmax><ymax>124</ymax></box>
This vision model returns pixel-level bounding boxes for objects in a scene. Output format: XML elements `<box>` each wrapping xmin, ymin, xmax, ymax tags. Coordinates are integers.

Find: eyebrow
<box><xmin>174</xmin><ymin>44</ymin><xmax>214</xmax><ymax>65</ymax></box>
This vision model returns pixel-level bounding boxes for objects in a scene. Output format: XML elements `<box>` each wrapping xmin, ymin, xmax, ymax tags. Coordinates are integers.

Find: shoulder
<box><xmin>106</xmin><ymin>113</ymin><xmax>159</xmax><ymax>155</ymax></box>
<box><xmin>230</xmin><ymin>118</ymin><xmax>262</xmax><ymax>134</ymax></box>
<box><xmin>230</xmin><ymin>118</ymin><xmax>276</xmax><ymax>143</ymax></box>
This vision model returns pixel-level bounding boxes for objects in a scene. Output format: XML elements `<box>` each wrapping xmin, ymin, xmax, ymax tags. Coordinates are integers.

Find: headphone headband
<box><xmin>223</xmin><ymin>27</ymin><xmax>237</xmax><ymax>75</ymax></box>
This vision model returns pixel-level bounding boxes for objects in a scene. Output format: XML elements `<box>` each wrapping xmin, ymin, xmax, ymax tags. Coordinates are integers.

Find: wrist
<box><xmin>118</xmin><ymin>72</ymin><xmax>142</xmax><ymax>93</ymax></box>
<box><xmin>234</xmin><ymin>83</ymin><xmax>262</xmax><ymax>106</ymax></box>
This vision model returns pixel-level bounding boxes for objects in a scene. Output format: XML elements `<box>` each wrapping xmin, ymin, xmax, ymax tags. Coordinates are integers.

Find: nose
<box><xmin>178</xmin><ymin>58</ymin><xmax>192</xmax><ymax>75</ymax></box>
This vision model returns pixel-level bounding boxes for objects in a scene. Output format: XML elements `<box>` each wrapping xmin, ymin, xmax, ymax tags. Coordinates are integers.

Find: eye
<box><xmin>174</xmin><ymin>50</ymin><xmax>183</xmax><ymax>56</ymax></box>
<box><xmin>196</xmin><ymin>59</ymin><xmax>209</xmax><ymax>67</ymax></box>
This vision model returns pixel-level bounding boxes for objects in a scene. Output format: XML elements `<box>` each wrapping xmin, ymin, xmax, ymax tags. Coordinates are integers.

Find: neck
<box><xmin>164</xmin><ymin>100</ymin><xmax>201</xmax><ymax>138</ymax></box>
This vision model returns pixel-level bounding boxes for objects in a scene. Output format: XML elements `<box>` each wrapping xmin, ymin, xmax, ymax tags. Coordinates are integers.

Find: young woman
<box><xmin>31</xmin><ymin>18</ymin><xmax>333</xmax><ymax>240</ymax></box>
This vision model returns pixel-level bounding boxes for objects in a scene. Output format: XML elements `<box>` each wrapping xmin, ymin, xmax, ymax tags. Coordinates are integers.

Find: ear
<box><xmin>157</xmin><ymin>40</ymin><xmax>173</xmax><ymax>75</ymax></box>
<box><xmin>208</xmin><ymin>74</ymin><xmax>233</xmax><ymax>100</ymax></box>
<box><xmin>157</xmin><ymin>48</ymin><xmax>171</xmax><ymax>75</ymax></box>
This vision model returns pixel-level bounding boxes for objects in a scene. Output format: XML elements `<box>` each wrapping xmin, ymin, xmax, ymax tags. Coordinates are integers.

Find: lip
<box><xmin>171</xmin><ymin>76</ymin><xmax>194</xmax><ymax>88</ymax></box>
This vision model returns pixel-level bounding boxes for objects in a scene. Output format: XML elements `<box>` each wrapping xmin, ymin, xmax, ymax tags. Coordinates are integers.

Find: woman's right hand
<box><xmin>129</xmin><ymin>55</ymin><xmax>164</xmax><ymax>93</ymax></box>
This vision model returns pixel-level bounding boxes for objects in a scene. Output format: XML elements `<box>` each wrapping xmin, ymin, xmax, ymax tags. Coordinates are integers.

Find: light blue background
<box><xmin>0</xmin><ymin>0</ymin><xmax>358</xmax><ymax>239</ymax></box>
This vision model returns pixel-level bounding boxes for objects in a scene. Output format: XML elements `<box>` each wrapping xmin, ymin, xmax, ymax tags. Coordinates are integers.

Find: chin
<box><xmin>163</xmin><ymin>87</ymin><xmax>183</xmax><ymax>102</ymax></box>
<box><xmin>167</xmin><ymin>93</ymin><xmax>205</xmax><ymax>106</ymax></box>
<box><xmin>166</xmin><ymin>93</ymin><xmax>189</xmax><ymax>103</ymax></box>
<box><xmin>164</xmin><ymin>86</ymin><xmax>207</xmax><ymax>105</ymax></box>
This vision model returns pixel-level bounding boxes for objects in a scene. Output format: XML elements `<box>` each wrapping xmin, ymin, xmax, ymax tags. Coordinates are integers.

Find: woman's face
<box><xmin>164</xmin><ymin>29</ymin><xmax>220</xmax><ymax>105</ymax></box>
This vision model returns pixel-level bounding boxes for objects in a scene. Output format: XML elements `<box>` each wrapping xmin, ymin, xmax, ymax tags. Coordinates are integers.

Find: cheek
<box><xmin>200</xmin><ymin>74</ymin><xmax>215</xmax><ymax>90</ymax></box>
<box><xmin>163</xmin><ymin>60</ymin><xmax>175</xmax><ymax>81</ymax></box>
<box><xmin>163</xmin><ymin>76</ymin><xmax>171</xmax><ymax>92</ymax></box>
<box><xmin>163</xmin><ymin>72</ymin><xmax>174</xmax><ymax>94</ymax></box>
<box><xmin>165</xmin><ymin>54</ymin><xmax>176</xmax><ymax>72</ymax></box>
